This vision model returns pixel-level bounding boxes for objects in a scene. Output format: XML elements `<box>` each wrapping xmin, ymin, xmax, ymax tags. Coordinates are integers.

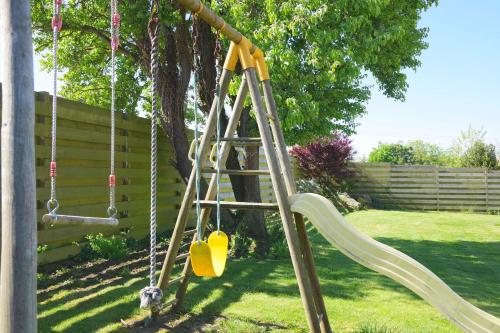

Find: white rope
<box><xmin>48</xmin><ymin>0</ymin><xmax>62</xmax><ymax>215</ymax></box>
<box><xmin>215</xmin><ymin>67</ymin><xmax>222</xmax><ymax>233</ymax></box>
<box><xmin>194</xmin><ymin>72</ymin><xmax>203</xmax><ymax>243</ymax></box>
<box><xmin>108</xmin><ymin>0</ymin><xmax>119</xmax><ymax>218</ymax></box>
<box><xmin>149</xmin><ymin>23</ymin><xmax>159</xmax><ymax>289</ymax></box>
<box><xmin>139</xmin><ymin>3</ymin><xmax>163</xmax><ymax>309</ymax></box>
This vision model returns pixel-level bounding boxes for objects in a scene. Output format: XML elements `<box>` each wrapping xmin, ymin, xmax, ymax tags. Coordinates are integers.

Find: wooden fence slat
<box><xmin>352</xmin><ymin>163</ymin><xmax>500</xmax><ymax>212</ymax></box>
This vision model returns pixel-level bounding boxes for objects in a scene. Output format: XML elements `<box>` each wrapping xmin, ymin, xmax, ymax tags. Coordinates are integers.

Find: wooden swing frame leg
<box><xmin>261</xmin><ymin>79</ymin><xmax>332</xmax><ymax>333</ymax></box>
<box><xmin>243</xmin><ymin>60</ymin><xmax>321</xmax><ymax>332</ymax></box>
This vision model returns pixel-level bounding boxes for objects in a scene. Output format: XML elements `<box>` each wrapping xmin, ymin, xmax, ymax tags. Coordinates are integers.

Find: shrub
<box><xmin>290</xmin><ymin>132</ymin><xmax>355</xmax><ymax>190</ymax></box>
<box><xmin>368</xmin><ymin>143</ymin><xmax>415</xmax><ymax>165</ymax></box>
<box><xmin>296</xmin><ymin>179</ymin><xmax>363</xmax><ymax>213</ymax></box>
<box><xmin>460</xmin><ymin>141</ymin><xmax>497</xmax><ymax>169</ymax></box>
<box><xmin>83</xmin><ymin>233</ymin><xmax>128</xmax><ymax>260</ymax></box>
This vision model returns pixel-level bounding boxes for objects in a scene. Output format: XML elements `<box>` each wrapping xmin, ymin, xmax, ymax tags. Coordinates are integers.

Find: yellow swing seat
<box><xmin>190</xmin><ymin>231</ymin><xmax>228</xmax><ymax>277</ymax></box>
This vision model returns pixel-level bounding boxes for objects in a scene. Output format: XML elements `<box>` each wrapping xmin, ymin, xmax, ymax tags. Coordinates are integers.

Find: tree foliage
<box><xmin>290</xmin><ymin>132</ymin><xmax>355</xmax><ymax>190</ymax></box>
<box><xmin>31</xmin><ymin>0</ymin><xmax>437</xmax><ymax>145</ymax></box>
<box><xmin>368</xmin><ymin>143</ymin><xmax>415</xmax><ymax>165</ymax></box>
<box><xmin>221</xmin><ymin>0</ymin><xmax>437</xmax><ymax>143</ymax></box>
<box><xmin>460</xmin><ymin>141</ymin><xmax>498</xmax><ymax>170</ymax></box>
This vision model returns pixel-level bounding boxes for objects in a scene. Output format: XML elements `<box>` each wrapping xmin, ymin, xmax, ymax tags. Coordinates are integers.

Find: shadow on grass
<box><xmin>38</xmin><ymin>227</ymin><xmax>499</xmax><ymax>332</ymax></box>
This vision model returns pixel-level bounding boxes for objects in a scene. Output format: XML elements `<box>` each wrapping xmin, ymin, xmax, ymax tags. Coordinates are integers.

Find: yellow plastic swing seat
<box><xmin>190</xmin><ymin>231</ymin><xmax>228</xmax><ymax>277</ymax></box>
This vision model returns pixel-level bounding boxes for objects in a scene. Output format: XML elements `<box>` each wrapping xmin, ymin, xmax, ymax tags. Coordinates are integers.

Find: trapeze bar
<box><xmin>42</xmin><ymin>214</ymin><xmax>119</xmax><ymax>226</ymax></box>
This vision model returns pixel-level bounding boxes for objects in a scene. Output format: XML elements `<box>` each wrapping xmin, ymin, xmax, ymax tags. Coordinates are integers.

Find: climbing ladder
<box><xmin>154</xmin><ymin>3</ymin><xmax>332</xmax><ymax>333</ymax></box>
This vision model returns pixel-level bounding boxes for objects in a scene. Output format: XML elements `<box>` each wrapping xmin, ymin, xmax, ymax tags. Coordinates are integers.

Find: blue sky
<box><xmin>351</xmin><ymin>0</ymin><xmax>500</xmax><ymax>158</ymax></box>
<box><xmin>1</xmin><ymin>0</ymin><xmax>499</xmax><ymax>159</ymax></box>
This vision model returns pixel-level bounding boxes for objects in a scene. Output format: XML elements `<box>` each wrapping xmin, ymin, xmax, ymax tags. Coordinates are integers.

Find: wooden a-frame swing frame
<box><xmin>154</xmin><ymin>1</ymin><xmax>332</xmax><ymax>332</ymax></box>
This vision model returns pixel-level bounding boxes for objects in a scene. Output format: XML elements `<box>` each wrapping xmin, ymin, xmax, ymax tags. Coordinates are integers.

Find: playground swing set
<box><xmin>0</xmin><ymin>0</ymin><xmax>499</xmax><ymax>332</ymax></box>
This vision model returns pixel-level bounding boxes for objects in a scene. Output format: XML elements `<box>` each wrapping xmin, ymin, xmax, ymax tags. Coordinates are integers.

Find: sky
<box><xmin>1</xmin><ymin>0</ymin><xmax>499</xmax><ymax>159</ymax></box>
<box><xmin>351</xmin><ymin>0</ymin><xmax>500</xmax><ymax>159</ymax></box>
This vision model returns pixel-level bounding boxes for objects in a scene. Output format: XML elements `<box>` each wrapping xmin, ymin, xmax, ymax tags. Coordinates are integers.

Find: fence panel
<box><xmin>352</xmin><ymin>163</ymin><xmax>500</xmax><ymax>212</ymax></box>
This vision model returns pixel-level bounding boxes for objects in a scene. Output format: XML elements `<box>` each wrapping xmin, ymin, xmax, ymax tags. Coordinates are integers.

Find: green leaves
<box><xmin>31</xmin><ymin>0</ymin><xmax>437</xmax><ymax>144</ymax></box>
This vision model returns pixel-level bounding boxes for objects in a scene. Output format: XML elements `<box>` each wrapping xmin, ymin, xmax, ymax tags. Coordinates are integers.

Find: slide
<box><xmin>289</xmin><ymin>193</ymin><xmax>500</xmax><ymax>333</ymax></box>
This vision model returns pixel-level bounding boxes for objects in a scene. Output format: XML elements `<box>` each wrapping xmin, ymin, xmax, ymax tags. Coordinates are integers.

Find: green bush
<box><xmin>83</xmin><ymin>233</ymin><xmax>128</xmax><ymax>260</ymax></box>
<box><xmin>368</xmin><ymin>143</ymin><xmax>415</xmax><ymax>165</ymax></box>
<box><xmin>266</xmin><ymin>213</ymin><xmax>289</xmax><ymax>259</ymax></box>
<box><xmin>460</xmin><ymin>141</ymin><xmax>498</xmax><ymax>169</ymax></box>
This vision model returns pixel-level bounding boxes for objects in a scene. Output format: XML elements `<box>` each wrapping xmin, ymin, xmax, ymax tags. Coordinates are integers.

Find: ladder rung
<box><xmin>219</xmin><ymin>137</ymin><xmax>262</xmax><ymax>145</ymax></box>
<box><xmin>198</xmin><ymin>200</ymin><xmax>279</xmax><ymax>211</ymax></box>
<box><xmin>183</xmin><ymin>229</ymin><xmax>197</xmax><ymax>236</ymax></box>
<box><xmin>168</xmin><ymin>276</ymin><xmax>184</xmax><ymax>285</ymax></box>
<box><xmin>202</xmin><ymin>169</ymin><xmax>270</xmax><ymax>176</ymax></box>
<box><xmin>176</xmin><ymin>253</ymin><xmax>190</xmax><ymax>261</ymax></box>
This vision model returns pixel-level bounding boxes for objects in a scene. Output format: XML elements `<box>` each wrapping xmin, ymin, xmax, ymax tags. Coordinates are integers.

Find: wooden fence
<box><xmin>30</xmin><ymin>91</ymin><xmax>189</xmax><ymax>264</ymax></box>
<box><xmin>0</xmin><ymin>87</ymin><xmax>274</xmax><ymax>264</ymax></box>
<box><xmin>352</xmin><ymin>163</ymin><xmax>500</xmax><ymax>212</ymax></box>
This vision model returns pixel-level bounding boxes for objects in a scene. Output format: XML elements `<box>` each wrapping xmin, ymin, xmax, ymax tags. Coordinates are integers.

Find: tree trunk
<box><xmin>231</xmin><ymin>107</ymin><xmax>269</xmax><ymax>256</ymax></box>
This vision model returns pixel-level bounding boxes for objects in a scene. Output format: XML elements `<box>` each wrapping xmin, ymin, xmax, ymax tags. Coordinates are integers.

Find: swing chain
<box><xmin>48</xmin><ymin>0</ymin><xmax>63</xmax><ymax>215</ymax></box>
<box><xmin>140</xmin><ymin>0</ymin><xmax>163</xmax><ymax>309</ymax></box>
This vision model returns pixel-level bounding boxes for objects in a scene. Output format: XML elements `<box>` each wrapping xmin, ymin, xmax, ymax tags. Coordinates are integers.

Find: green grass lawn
<box><xmin>37</xmin><ymin>210</ymin><xmax>500</xmax><ymax>332</ymax></box>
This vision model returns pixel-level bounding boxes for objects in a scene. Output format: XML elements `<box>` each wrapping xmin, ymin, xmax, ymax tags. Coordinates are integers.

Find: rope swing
<box><xmin>139</xmin><ymin>0</ymin><xmax>163</xmax><ymax>309</ymax></box>
<box><xmin>189</xmin><ymin>15</ymin><xmax>228</xmax><ymax>278</ymax></box>
<box><xmin>42</xmin><ymin>0</ymin><xmax>118</xmax><ymax>227</ymax></box>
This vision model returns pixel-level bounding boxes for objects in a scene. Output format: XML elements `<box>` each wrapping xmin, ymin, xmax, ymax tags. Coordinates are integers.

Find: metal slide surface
<box><xmin>289</xmin><ymin>193</ymin><xmax>500</xmax><ymax>333</ymax></box>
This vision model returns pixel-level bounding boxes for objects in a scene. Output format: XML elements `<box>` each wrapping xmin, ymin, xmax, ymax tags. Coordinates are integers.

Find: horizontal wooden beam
<box><xmin>198</xmin><ymin>200</ymin><xmax>279</xmax><ymax>210</ymax></box>
<box><xmin>42</xmin><ymin>214</ymin><xmax>119</xmax><ymax>226</ymax></box>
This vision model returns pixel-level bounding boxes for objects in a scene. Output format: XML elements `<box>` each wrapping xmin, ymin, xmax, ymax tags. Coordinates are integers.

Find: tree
<box><xmin>460</xmin><ymin>141</ymin><xmax>498</xmax><ymax>169</ymax></box>
<box><xmin>406</xmin><ymin>140</ymin><xmax>454</xmax><ymax>166</ymax></box>
<box><xmin>451</xmin><ymin>125</ymin><xmax>487</xmax><ymax>157</ymax></box>
<box><xmin>31</xmin><ymin>0</ymin><xmax>437</xmax><ymax>254</ymax></box>
<box><xmin>368</xmin><ymin>143</ymin><xmax>415</xmax><ymax>165</ymax></box>
<box><xmin>223</xmin><ymin>0</ymin><xmax>437</xmax><ymax>143</ymax></box>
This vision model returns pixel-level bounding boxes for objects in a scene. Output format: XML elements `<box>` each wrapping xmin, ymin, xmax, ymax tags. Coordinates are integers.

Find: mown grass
<box><xmin>37</xmin><ymin>210</ymin><xmax>500</xmax><ymax>332</ymax></box>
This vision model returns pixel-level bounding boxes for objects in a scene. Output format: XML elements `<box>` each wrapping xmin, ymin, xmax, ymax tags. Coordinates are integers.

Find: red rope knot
<box><xmin>112</xmin><ymin>13</ymin><xmax>121</xmax><ymax>28</ymax></box>
<box><xmin>50</xmin><ymin>161</ymin><xmax>57</xmax><ymax>177</ymax></box>
<box><xmin>51</xmin><ymin>15</ymin><xmax>62</xmax><ymax>32</ymax></box>
<box><xmin>109</xmin><ymin>174</ymin><xmax>116</xmax><ymax>187</ymax></box>
<box><xmin>111</xmin><ymin>36</ymin><xmax>120</xmax><ymax>51</ymax></box>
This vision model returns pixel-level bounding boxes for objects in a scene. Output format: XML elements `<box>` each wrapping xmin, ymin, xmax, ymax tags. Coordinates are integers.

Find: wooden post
<box><xmin>245</xmin><ymin>67</ymin><xmax>321</xmax><ymax>333</ymax></box>
<box><xmin>0</xmin><ymin>0</ymin><xmax>38</xmax><ymax>332</ymax></box>
<box><xmin>262</xmin><ymin>80</ymin><xmax>331</xmax><ymax>333</ymax></box>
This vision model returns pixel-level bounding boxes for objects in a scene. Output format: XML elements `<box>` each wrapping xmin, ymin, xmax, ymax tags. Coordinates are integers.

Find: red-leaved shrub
<box><xmin>289</xmin><ymin>132</ymin><xmax>355</xmax><ymax>190</ymax></box>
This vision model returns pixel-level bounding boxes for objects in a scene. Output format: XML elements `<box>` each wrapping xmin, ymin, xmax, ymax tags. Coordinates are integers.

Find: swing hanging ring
<box><xmin>107</xmin><ymin>206</ymin><xmax>118</xmax><ymax>218</ymax></box>
<box><xmin>47</xmin><ymin>199</ymin><xmax>59</xmax><ymax>215</ymax></box>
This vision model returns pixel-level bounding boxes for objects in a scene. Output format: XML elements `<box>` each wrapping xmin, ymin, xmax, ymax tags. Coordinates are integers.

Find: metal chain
<box><xmin>108</xmin><ymin>0</ymin><xmax>120</xmax><ymax>218</ymax></box>
<box><xmin>193</xmin><ymin>15</ymin><xmax>203</xmax><ymax>243</ymax></box>
<box><xmin>48</xmin><ymin>0</ymin><xmax>63</xmax><ymax>214</ymax></box>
